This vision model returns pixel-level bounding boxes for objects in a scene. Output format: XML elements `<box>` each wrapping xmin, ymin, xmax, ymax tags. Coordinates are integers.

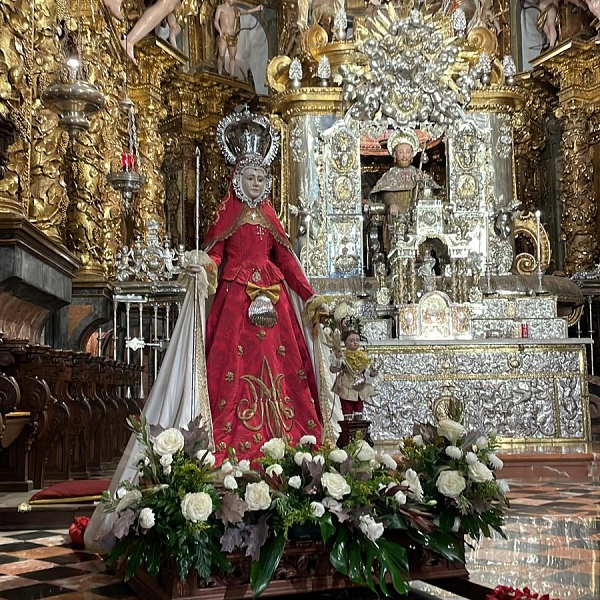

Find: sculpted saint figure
<box><xmin>214</xmin><ymin>0</ymin><xmax>264</xmax><ymax>77</ymax></box>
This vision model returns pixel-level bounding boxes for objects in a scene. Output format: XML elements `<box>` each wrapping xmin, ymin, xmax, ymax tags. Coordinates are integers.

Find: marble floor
<box><xmin>0</xmin><ymin>479</ymin><xmax>599</xmax><ymax>600</ymax></box>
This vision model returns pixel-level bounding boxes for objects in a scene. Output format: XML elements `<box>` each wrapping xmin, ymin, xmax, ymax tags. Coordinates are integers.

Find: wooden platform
<box><xmin>497</xmin><ymin>442</ymin><xmax>600</xmax><ymax>481</ymax></box>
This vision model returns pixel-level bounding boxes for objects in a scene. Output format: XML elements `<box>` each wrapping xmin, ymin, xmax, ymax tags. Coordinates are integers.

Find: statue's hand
<box><xmin>389</xmin><ymin>203</ymin><xmax>399</xmax><ymax>217</ymax></box>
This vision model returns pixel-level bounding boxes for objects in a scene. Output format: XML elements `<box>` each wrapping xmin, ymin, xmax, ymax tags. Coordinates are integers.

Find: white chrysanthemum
<box><xmin>488</xmin><ymin>453</ymin><xmax>504</xmax><ymax>470</ymax></box>
<box><xmin>475</xmin><ymin>436</ymin><xmax>488</xmax><ymax>449</ymax></box>
<box><xmin>445</xmin><ymin>446</ymin><xmax>462</xmax><ymax>460</ymax></box>
<box><xmin>465</xmin><ymin>452</ymin><xmax>479</xmax><ymax>465</ymax></box>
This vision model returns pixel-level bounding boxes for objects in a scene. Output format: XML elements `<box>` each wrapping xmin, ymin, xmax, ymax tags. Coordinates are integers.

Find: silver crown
<box><xmin>217</xmin><ymin>107</ymin><xmax>280</xmax><ymax>167</ymax></box>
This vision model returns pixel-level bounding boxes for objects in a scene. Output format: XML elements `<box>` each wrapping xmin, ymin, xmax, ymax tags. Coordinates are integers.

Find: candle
<box><xmin>305</xmin><ymin>215</ymin><xmax>311</xmax><ymax>274</ymax></box>
<box><xmin>121</xmin><ymin>152</ymin><xmax>134</xmax><ymax>171</ymax></box>
<box><xmin>535</xmin><ymin>209</ymin><xmax>542</xmax><ymax>271</ymax></box>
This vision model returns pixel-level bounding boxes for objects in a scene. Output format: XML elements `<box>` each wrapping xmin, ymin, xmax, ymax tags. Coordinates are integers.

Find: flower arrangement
<box><xmin>487</xmin><ymin>586</ymin><xmax>560</xmax><ymax>600</ymax></box>
<box><xmin>102</xmin><ymin>409</ymin><xmax>509</xmax><ymax>597</ymax></box>
<box><xmin>398</xmin><ymin>402</ymin><xmax>510</xmax><ymax>544</ymax></box>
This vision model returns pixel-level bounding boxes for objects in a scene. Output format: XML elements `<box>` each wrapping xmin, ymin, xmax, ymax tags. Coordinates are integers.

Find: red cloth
<box><xmin>69</xmin><ymin>516</ymin><xmax>90</xmax><ymax>548</ymax></box>
<box><xmin>203</xmin><ymin>190</ymin><xmax>322</xmax><ymax>463</ymax></box>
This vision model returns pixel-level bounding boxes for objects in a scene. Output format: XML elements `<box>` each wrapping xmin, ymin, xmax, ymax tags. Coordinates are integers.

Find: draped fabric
<box><xmin>84</xmin><ymin>260</ymin><xmax>213</xmax><ymax>554</ymax></box>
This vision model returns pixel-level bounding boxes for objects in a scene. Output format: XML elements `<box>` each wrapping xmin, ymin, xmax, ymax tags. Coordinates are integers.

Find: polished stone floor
<box><xmin>0</xmin><ymin>479</ymin><xmax>598</xmax><ymax>600</ymax></box>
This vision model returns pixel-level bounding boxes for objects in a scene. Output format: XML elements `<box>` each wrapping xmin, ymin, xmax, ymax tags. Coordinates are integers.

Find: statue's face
<box><xmin>240</xmin><ymin>167</ymin><xmax>267</xmax><ymax>201</ymax></box>
<box><xmin>344</xmin><ymin>333</ymin><xmax>361</xmax><ymax>351</ymax></box>
<box><xmin>393</xmin><ymin>143</ymin><xmax>414</xmax><ymax>168</ymax></box>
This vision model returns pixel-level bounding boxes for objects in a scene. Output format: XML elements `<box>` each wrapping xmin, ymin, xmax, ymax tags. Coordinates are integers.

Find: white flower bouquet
<box><xmin>100</xmin><ymin>411</ymin><xmax>508</xmax><ymax>596</ymax></box>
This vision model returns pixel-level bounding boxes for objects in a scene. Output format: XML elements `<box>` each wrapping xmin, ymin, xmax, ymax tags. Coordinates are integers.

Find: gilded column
<box><xmin>0</xmin><ymin>0</ymin><xmax>34</xmax><ymax>216</ymax></box>
<box><xmin>531</xmin><ymin>41</ymin><xmax>600</xmax><ymax>274</ymax></box>
<box><xmin>556</xmin><ymin>105</ymin><xmax>597</xmax><ymax>273</ymax></box>
<box><xmin>27</xmin><ymin>0</ymin><xmax>69</xmax><ymax>242</ymax></box>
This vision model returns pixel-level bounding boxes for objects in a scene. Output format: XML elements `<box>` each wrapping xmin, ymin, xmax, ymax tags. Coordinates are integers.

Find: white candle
<box><xmin>305</xmin><ymin>215</ymin><xmax>311</xmax><ymax>275</ymax></box>
<box><xmin>535</xmin><ymin>210</ymin><xmax>542</xmax><ymax>271</ymax></box>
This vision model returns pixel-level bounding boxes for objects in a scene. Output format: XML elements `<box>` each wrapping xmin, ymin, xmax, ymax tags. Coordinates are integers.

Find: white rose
<box><xmin>402</xmin><ymin>469</ymin><xmax>424</xmax><ymax>502</ymax></box>
<box><xmin>153</xmin><ymin>428</ymin><xmax>185</xmax><ymax>456</ymax></box>
<box><xmin>245</xmin><ymin>481</ymin><xmax>272</xmax><ymax>511</ymax></box>
<box><xmin>379</xmin><ymin>453</ymin><xmax>397</xmax><ymax>471</ymax></box>
<box><xmin>437</xmin><ymin>419</ymin><xmax>467</xmax><ymax>445</ymax></box>
<box><xmin>359</xmin><ymin>515</ymin><xmax>384</xmax><ymax>542</ymax></box>
<box><xmin>221</xmin><ymin>460</ymin><xmax>235</xmax><ymax>474</ymax></box>
<box><xmin>160</xmin><ymin>454</ymin><xmax>173</xmax><ymax>467</ymax></box>
<box><xmin>465</xmin><ymin>452</ymin><xmax>479</xmax><ymax>465</ymax></box>
<box><xmin>487</xmin><ymin>453</ymin><xmax>504</xmax><ymax>470</ymax></box>
<box><xmin>445</xmin><ymin>446</ymin><xmax>462</xmax><ymax>460</ymax></box>
<box><xmin>181</xmin><ymin>492</ymin><xmax>213</xmax><ymax>522</ymax></box>
<box><xmin>261</xmin><ymin>438</ymin><xmax>286</xmax><ymax>460</ymax></box>
<box><xmin>197</xmin><ymin>451</ymin><xmax>216</xmax><ymax>467</ymax></box>
<box><xmin>139</xmin><ymin>507</ymin><xmax>155</xmax><ymax>530</ymax></box>
<box><xmin>436</xmin><ymin>470</ymin><xmax>467</xmax><ymax>498</ymax></box>
<box><xmin>265</xmin><ymin>464</ymin><xmax>282</xmax><ymax>477</ymax></box>
<box><xmin>329</xmin><ymin>449</ymin><xmax>348</xmax><ymax>463</ymax></box>
<box><xmin>412</xmin><ymin>434</ymin><xmax>424</xmax><ymax>446</ymax></box>
<box><xmin>322</xmin><ymin>496</ymin><xmax>342</xmax><ymax>511</ymax></box>
<box><xmin>238</xmin><ymin>459</ymin><xmax>251</xmax><ymax>472</ymax></box>
<box><xmin>321</xmin><ymin>472</ymin><xmax>351</xmax><ymax>500</ymax></box>
<box><xmin>355</xmin><ymin>440</ymin><xmax>376</xmax><ymax>462</ymax></box>
<box><xmin>313</xmin><ymin>454</ymin><xmax>325</xmax><ymax>466</ymax></box>
<box><xmin>288</xmin><ymin>475</ymin><xmax>302</xmax><ymax>489</ymax></box>
<box><xmin>476</xmin><ymin>436</ymin><xmax>488</xmax><ymax>449</ymax></box>
<box><xmin>300</xmin><ymin>435</ymin><xmax>317</xmax><ymax>446</ymax></box>
<box><xmin>310</xmin><ymin>501</ymin><xmax>325</xmax><ymax>518</ymax></box>
<box><xmin>394</xmin><ymin>490</ymin><xmax>407</xmax><ymax>505</ymax></box>
<box><xmin>468</xmin><ymin>461</ymin><xmax>494</xmax><ymax>483</ymax></box>
<box><xmin>496</xmin><ymin>479</ymin><xmax>510</xmax><ymax>494</ymax></box>
<box><xmin>116</xmin><ymin>489</ymin><xmax>142</xmax><ymax>512</ymax></box>
<box><xmin>223</xmin><ymin>475</ymin><xmax>238</xmax><ymax>490</ymax></box>
<box><xmin>294</xmin><ymin>451</ymin><xmax>312</xmax><ymax>466</ymax></box>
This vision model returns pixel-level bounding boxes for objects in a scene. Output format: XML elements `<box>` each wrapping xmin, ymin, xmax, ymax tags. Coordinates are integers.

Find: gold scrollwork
<box><xmin>513</xmin><ymin>211</ymin><xmax>551</xmax><ymax>274</ymax></box>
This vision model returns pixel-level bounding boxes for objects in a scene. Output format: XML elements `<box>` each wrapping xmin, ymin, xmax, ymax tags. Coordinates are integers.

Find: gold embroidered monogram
<box><xmin>277</xmin><ymin>345</ymin><xmax>286</xmax><ymax>356</ymax></box>
<box><xmin>236</xmin><ymin>357</ymin><xmax>295</xmax><ymax>438</ymax></box>
<box><xmin>218</xmin><ymin>399</ymin><xmax>227</xmax><ymax>410</ymax></box>
<box><xmin>226</xmin><ymin>371</ymin><xmax>234</xmax><ymax>381</ymax></box>
<box><xmin>237</xmin><ymin>345</ymin><xmax>244</xmax><ymax>356</ymax></box>
<box><xmin>224</xmin><ymin>422</ymin><xmax>232</xmax><ymax>433</ymax></box>
<box><xmin>298</xmin><ymin>369</ymin><xmax>307</xmax><ymax>381</ymax></box>
<box><xmin>256</xmin><ymin>330</ymin><xmax>266</xmax><ymax>340</ymax></box>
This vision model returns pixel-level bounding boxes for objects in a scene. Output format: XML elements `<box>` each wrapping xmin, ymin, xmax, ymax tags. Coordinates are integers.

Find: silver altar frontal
<box><xmin>365</xmin><ymin>338</ymin><xmax>590</xmax><ymax>444</ymax></box>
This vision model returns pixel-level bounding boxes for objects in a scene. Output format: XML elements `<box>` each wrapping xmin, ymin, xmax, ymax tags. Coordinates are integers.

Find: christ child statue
<box><xmin>330</xmin><ymin>330</ymin><xmax>378</xmax><ymax>418</ymax></box>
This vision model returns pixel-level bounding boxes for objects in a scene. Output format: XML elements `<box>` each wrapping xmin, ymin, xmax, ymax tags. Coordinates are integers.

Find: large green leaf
<box><xmin>124</xmin><ymin>538</ymin><xmax>146</xmax><ymax>581</ymax></box>
<box><xmin>319</xmin><ymin>513</ymin><xmax>336</xmax><ymax>543</ymax></box>
<box><xmin>329</xmin><ymin>528</ymin><xmax>350</xmax><ymax>575</ymax></box>
<box><xmin>347</xmin><ymin>539</ymin><xmax>364</xmax><ymax>584</ymax></box>
<box><xmin>250</xmin><ymin>533</ymin><xmax>285</xmax><ymax>598</ymax></box>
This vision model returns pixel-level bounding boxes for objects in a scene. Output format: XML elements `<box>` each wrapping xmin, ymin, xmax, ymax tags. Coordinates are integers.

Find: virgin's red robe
<box><xmin>203</xmin><ymin>188</ymin><xmax>322</xmax><ymax>462</ymax></box>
